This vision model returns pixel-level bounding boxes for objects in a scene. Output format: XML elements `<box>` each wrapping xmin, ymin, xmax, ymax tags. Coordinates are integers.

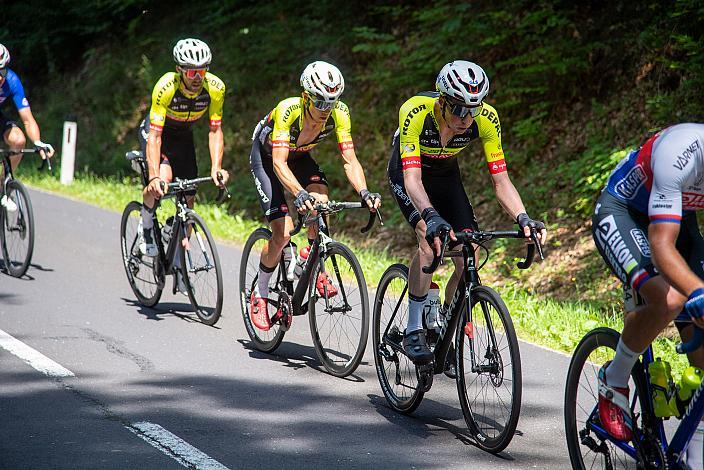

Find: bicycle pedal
<box><xmin>417</xmin><ymin>363</ymin><xmax>435</xmax><ymax>393</ymax></box>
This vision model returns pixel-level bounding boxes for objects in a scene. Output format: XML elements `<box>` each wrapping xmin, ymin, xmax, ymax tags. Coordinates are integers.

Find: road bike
<box><xmin>239</xmin><ymin>201</ymin><xmax>382</xmax><ymax>377</ymax></box>
<box><xmin>120</xmin><ymin>150</ymin><xmax>228</xmax><ymax>325</ymax></box>
<box><xmin>565</xmin><ymin>323</ymin><xmax>704</xmax><ymax>468</ymax></box>
<box><xmin>0</xmin><ymin>148</ymin><xmax>51</xmax><ymax>277</ymax></box>
<box><xmin>373</xmin><ymin>229</ymin><xmax>542</xmax><ymax>453</ymax></box>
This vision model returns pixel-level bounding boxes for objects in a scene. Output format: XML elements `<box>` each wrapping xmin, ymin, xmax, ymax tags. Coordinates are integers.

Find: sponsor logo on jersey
<box><xmin>401</xmin><ymin>143</ymin><xmax>416</xmax><ymax>154</ymax></box>
<box><xmin>683</xmin><ymin>192</ymin><xmax>704</xmax><ymax>209</ymax></box>
<box><xmin>339</xmin><ymin>141</ymin><xmax>354</xmax><ymax>151</ymax></box>
<box><xmin>389</xmin><ymin>180</ymin><xmax>413</xmax><ymax>207</ymax></box>
<box><xmin>310</xmin><ymin>175</ymin><xmax>321</xmax><ymax>182</ymax></box>
<box><xmin>402</xmin><ymin>104</ymin><xmax>426</xmax><ymax>136</ymax></box>
<box><xmin>594</xmin><ymin>214</ymin><xmax>637</xmax><ymax>281</ymax></box>
<box><xmin>489</xmin><ymin>151</ymin><xmax>504</xmax><ymax>161</ymax></box>
<box><xmin>21</xmin><ymin>98</ymin><xmax>29</xmax><ymax>107</ymax></box>
<box><xmin>673</xmin><ymin>140</ymin><xmax>700</xmax><ymax>171</ymax></box>
<box><xmin>614</xmin><ymin>164</ymin><xmax>646</xmax><ymax>199</ymax></box>
<box><xmin>629</xmin><ymin>228</ymin><xmax>651</xmax><ymax>257</ymax></box>
<box><xmin>251</xmin><ymin>172</ymin><xmax>270</xmax><ymax>203</ymax></box>
<box><xmin>282</xmin><ymin>104</ymin><xmax>300</xmax><ymax>121</ymax></box>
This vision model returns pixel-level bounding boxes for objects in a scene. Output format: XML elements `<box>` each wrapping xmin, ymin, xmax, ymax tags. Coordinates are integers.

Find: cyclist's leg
<box><xmin>3</xmin><ymin>119</ymin><xmax>25</xmax><ymax>172</ymax></box>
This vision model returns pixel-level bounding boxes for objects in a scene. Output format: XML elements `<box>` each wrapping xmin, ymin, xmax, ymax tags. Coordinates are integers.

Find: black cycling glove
<box><xmin>360</xmin><ymin>189</ymin><xmax>381</xmax><ymax>208</ymax></box>
<box><xmin>516</xmin><ymin>213</ymin><xmax>546</xmax><ymax>233</ymax></box>
<box><xmin>294</xmin><ymin>189</ymin><xmax>315</xmax><ymax>210</ymax></box>
<box><xmin>422</xmin><ymin>208</ymin><xmax>451</xmax><ymax>247</ymax></box>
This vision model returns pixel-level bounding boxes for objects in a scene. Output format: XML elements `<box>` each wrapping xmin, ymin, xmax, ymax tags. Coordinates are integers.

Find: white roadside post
<box><xmin>60</xmin><ymin>119</ymin><xmax>77</xmax><ymax>185</ymax></box>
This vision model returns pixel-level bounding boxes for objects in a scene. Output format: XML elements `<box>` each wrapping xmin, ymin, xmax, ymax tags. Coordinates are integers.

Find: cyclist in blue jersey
<box><xmin>592</xmin><ymin>124</ymin><xmax>704</xmax><ymax>465</ymax></box>
<box><xmin>0</xmin><ymin>43</ymin><xmax>54</xmax><ymax>211</ymax></box>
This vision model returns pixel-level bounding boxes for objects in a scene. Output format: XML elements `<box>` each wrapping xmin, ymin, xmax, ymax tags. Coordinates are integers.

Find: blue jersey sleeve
<box><xmin>5</xmin><ymin>70</ymin><xmax>30</xmax><ymax>110</ymax></box>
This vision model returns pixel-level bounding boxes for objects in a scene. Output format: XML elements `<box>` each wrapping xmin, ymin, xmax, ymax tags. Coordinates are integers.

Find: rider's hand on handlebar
<box><xmin>212</xmin><ymin>168</ymin><xmax>229</xmax><ymax>187</ymax></box>
<box><xmin>294</xmin><ymin>189</ymin><xmax>316</xmax><ymax>213</ymax></box>
<box><xmin>360</xmin><ymin>189</ymin><xmax>382</xmax><ymax>212</ymax></box>
<box><xmin>33</xmin><ymin>140</ymin><xmax>55</xmax><ymax>160</ymax></box>
<box><xmin>517</xmin><ymin>212</ymin><xmax>547</xmax><ymax>245</ymax></box>
<box><xmin>685</xmin><ymin>288</ymin><xmax>704</xmax><ymax>329</ymax></box>
<box><xmin>422</xmin><ymin>208</ymin><xmax>456</xmax><ymax>256</ymax></box>
<box><xmin>146</xmin><ymin>176</ymin><xmax>165</xmax><ymax>199</ymax></box>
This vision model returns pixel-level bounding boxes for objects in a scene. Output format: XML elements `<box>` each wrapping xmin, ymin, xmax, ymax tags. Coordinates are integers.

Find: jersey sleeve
<box><xmin>647</xmin><ymin>140</ymin><xmax>694</xmax><ymax>225</ymax></box>
<box><xmin>206</xmin><ymin>73</ymin><xmax>225</xmax><ymax>128</ymax></box>
<box><xmin>7</xmin><ymin>71</ymin><xmax>29</xmax><ymax>110</ymax></box>
<box><xmin>332</xmin><ymin>101</ymin><xmax>354</xmax><ymax>152</ymax></box>
<box><xmin>398</xmin><ymin>98</ymin><xmax>424</xmax><ymax>170</ymax></box>
<box><xmin>148</xmin><ymin>73</ymin><xmax>177</xmax><ymax>131</ymax></box>
<box><xmin>270</xmin><ymin>98</ymin><xmax>300</xmax><ymax>149</ymax></box>
<box><xmin>477</xmin><ymin>104</ymin><xmax>507</xmax><ymax>175</ymax></box>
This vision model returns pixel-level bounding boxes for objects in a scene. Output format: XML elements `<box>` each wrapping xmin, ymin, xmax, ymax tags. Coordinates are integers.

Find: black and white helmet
<box><xmin>436</xmin><ymin>61</ymin><xmax>489</xmax><ymax>106</ymax></box>
<box><xmin>0</xmin><ymin>44</ymin><xmax>10</xmax><ymax>69</ymax></box>
<box><xmin>173</xmin><ymin>38</ymin><xmax>212</xmax><ymax>68</ymax></box>
<box><xmin>300</xmin><ymin>61</ymin><xmax>345</xmax><ymax>103</ymax></box>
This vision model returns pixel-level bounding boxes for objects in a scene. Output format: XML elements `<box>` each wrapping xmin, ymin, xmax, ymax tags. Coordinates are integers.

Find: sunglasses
<box><xmin>445</xmin><ymin>99</ymin><xmax>482</xmax><ymax>119</ymax></box>
<box><xmin>305</xmin><ymin>92</ymin><xmax>335</xmax><ymax>111</ymax></box>
<box><xmin>180</xmin><ymin>67</ymin><xmax>207</xmax><ymax>79</ymax></box>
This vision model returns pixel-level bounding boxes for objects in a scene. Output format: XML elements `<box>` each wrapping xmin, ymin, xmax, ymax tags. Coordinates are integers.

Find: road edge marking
<box><xmin>0</xmin><ymin>328</ymin><xmax>74</xmax><ymax>377</ymax></box>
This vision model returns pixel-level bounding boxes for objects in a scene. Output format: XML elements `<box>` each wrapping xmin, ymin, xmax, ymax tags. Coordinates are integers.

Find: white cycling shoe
<box><xmin>1</xmin><ymin>194</ymin><xmax>18</xmax><ymax>213</ymax></box>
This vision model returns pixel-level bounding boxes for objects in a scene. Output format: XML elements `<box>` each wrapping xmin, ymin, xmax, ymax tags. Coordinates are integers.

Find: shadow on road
<box><xmin>120</xmin><ymin>297</ymin><xmax>221</xmax><ymax>329</ymax></box>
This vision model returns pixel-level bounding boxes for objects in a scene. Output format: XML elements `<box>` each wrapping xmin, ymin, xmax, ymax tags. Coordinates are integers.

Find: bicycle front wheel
<box><xmin>120</xmin><ymin>201</ymin><xmax>162</xmax><ymax>307</ymax></box>
<box><xmin>565</xmin><ymin>327</ymin><xmax>651</xmax><ymax>469</ymax></box>
<box><xmin>309</xmin><ymin>241</ymin><xmax>369</xmax><ymax>377</ymax></box>
<box><xmin>456</xmin><ymin>285</ymin><xmax>521</xmax><ymax>453</ymax></box>
<box><xmin>238</xmin><ymin>228</ymin><xmax>286</xmax><ymax>353</ymax></box>
<box><xmin>372</xmin><ymin>264</ymin><xmax>424</xmax><ymax>413</ymax></box>
<box><xmin>179</xmin><ymin>211</ymin><xmax>223</xmax><ymax>326</ymax></box>
<box><xmin>1</xmin><ymin>179</ymin><xmax>34</xmax><ymax>277</ymax></box>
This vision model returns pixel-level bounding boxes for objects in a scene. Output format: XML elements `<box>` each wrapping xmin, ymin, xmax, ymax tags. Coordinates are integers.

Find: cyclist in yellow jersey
<box><xmin>248</xmin><ymin>61</ymin><xmax>381</xmax><ymax>330</ymax></box>
<box><xmin>137</xmin><ymin>38</ymin><xmax>229</xmax><ymax>293</ymax></box>
<box><xmin>388</xmin><ymin>61</ymin><xmax>547</xmax><ymax>364</ymax></box>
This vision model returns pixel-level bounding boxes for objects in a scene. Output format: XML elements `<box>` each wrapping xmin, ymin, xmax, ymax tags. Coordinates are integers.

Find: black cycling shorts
<box><xmin>139</xmin><ymin>117</ymin><xmax>198</xmax><ymax>181</ymax></box>
<box><xmin>592</xmin><ymin>190</ymin><xmax>704</xmax><ymax>323</ymax></box>
<box><xmin>250</xmin><ymin>135</ymin><xmax>328</xmax><ymax>222</ymax></box>
<box><xmin>0</xmin><ymin>111</ymin><xmax>19</xmax><ymax>135</ymax></box>
<box><xmin>387</xmin><ymin>136</ymin><xmax>478</xmax><ymax>232</ymax></box>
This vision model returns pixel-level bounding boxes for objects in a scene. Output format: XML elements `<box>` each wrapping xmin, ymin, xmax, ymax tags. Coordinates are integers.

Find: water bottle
<box><xmin>649</xmin><ymin>358</ymin><xmax>679</xmax><ymax>418</ymax></box>
<box><xmin>282</xmin><ymin>241</ymin><xmax>297</xmax><ymax>282</ymax></box>
<box><xmin>294</xmin><ymin>245</ymin><xmax>310</xmax><ymax>279</ymax></box>
<box><xmin>424</xmin><ymin>282</ymin><xmax>442</xmax><ymax>332</ymax></box>
<box><xmin>161</xmin><ymin>216</ymin><xmax>174</xmax><ymax>246</ymax></box>
<box><xmin>676</xmin><ymin>366</ymin><xmax>703</xmax><ymax>416</ymax></box>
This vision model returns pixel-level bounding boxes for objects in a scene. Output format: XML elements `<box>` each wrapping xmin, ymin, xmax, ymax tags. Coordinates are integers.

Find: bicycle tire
<box><xmin>372</xmin><ymin>263</ymin><xmax>424</xmax><ymax>413</ymax></box>
<box><xmin>308</xmin><ymin>241</ymin><xmax>369</xmax><ymax>377</ymax></box>
<box><xmin>1</xmin><ymin>179</ymin><xmax>34</xmax><ymax>277</ymax></box>
<box><xmin>456</xmin><ymin>285</ymin><xmax>521</xmax><ymax>453</ymax></box>
<box><xmin>564</xmin><ymin>327</ymin><xmax>652</xmax><ymax>469</ymax></box>
<box><xmin>179</xmin><ymin>211</ymin><xmax>223</xmax><ymax>326</ymax></box>
<box><xmin>238</xmin><ymin>228</ymin><xmax>286</xmax><ymax>353</ymax></box>
<box><xmin>119</xmin><ymin>201</ymin><xmax>162</xmax><ymax>307</ymax></box>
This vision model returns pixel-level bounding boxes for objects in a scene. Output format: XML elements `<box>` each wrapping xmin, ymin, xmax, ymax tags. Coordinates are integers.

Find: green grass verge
<box><xmin>21</xmin><ymin>170</ymin><xmax>689</xmax><ymax>375</ymax></box>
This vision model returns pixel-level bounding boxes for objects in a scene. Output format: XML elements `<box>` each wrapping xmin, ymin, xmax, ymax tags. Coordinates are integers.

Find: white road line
<box><xmin>0</xmin><ymin>328</ymin><xmax>74</xmax><ymax>377</ymax></box>
<box><xmin>128</xmin><ymin>421</ymin><xmax>229</xmax><ymax>470</ymax></box>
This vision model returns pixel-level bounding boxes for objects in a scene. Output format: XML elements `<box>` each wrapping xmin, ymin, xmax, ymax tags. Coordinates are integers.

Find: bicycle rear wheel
<box><xmin>1</xmin><ymin>180</ymin><xmax>34</xmax><ymax>277</ymax></box>
<box><xmin>372</xmin><ymin>264</ymin><xmax>424</xmax><ymax>413</ymax></box>
<box><xmin>456</xmin><ymin>285</ymin><xmax>521</xmax><ymax>453</ymax></box>
<box><xmin>238</xmin><ymin>228</ymin><xmax>286</xmax><ymax>353</ymax></box>
<box><xmin>309</xmin><ymin>241</ymin><xmax>369</xmax><ymax>377</ymax></box>
<box><xmin>120</xmin><ymin>201</ymin><xmax>163</xmax><ymax>307</ymax></box>
<box><xmin>179</xmin><ymin>211</ymin><xmax>223</xmax><ymax>326</ymax></box>
<box><xmin>565</xmin><ymin>327</ymin><xmax>652</xmax><ymax>469</ymax></box>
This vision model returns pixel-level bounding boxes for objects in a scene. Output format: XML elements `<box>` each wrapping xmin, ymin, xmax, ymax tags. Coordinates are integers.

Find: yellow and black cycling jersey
<box><xmin>393</xmin><ymin>91</ymin><xmax>506</xmax><ymax>175</ymax></box>
<box><xmin>148</xmin><ymin>72</ymin><xmax>225</xmax><ymax>131</ymax></box>
<box><xmin>257</xmin><ymin>97</ymin><xmax>354</xmax><ymax>154</ymax></box>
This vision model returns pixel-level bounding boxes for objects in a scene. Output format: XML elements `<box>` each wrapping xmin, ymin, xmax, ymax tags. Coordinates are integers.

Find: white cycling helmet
<box><xmin>300</xmin><ymin>61</ymin><xmax>345</xmax><ymax>103</ymax></box>
<box><xmin>0</xmin><ymin>44</ymin><xmax>10</xmax><ymax>69</ymax></box>
<box><xmin>173</xmin><ymin>38</ymin><xmax>211</xmax><ymax>68</ymax></box>
<box><xmin>436</xmin><ymin>60</ymin><xmax>489</xmax><ymax>106</ymax></box>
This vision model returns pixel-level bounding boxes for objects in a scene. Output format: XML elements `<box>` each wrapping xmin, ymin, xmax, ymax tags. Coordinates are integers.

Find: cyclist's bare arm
<box><xmin>491</xmin><ymin>171</ymin><xmax>547</xmax><ymax>243</ymax></box>
<box><xmin>208</xmin><ymin>124</ymin><xmax>228</xmax><ymax>185</ymax></box>
<box><xmin>340</xmin><ymin>147</ymin><xmax>380</xmax><ymax>209</ymax></box>
<box><xmin>17</xmin><ymin>107</ymin><xmax>54</xmax><ymax>158</ymax></box>
<box><xmin>145</xmin><ymin>127</ymin><xmax>164</xmax><ymax>197</ymax></box>
<box><xmin>650</xmin><ymin>223</ymin><xmax>704</xmax><ymax>296</ymax></box>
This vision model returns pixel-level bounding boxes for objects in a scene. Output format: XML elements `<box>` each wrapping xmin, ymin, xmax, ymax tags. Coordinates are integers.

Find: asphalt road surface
<box><xmin>0</xmin><ymin>189</ymin><xmax>574</xmax><ymax>469</ymax></box>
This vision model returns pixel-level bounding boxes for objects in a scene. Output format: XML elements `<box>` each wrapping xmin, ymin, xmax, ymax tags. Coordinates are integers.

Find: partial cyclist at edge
<box><xmin>0</xmin><ymin>43</ymin><xmax>55</xmax><ymax>211</ymax></box>
<box><xmin>137</xmin><ymin>38</ymin><xmax>229</xmax><ymax>293</ymax></box>
<box><xmin>248</xmin><ymin>60</ymin><xmax>381</xmax><ymax>331</ymax></box>
<box><xmin>593</xmin><ymin>123</ymin><xmax>704</xmax><ymax>465</ymax></box>
<box><xmin>387</xmin><ymin>60</ymin><xmax>547</xmax><ymax>365</ymax></box>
